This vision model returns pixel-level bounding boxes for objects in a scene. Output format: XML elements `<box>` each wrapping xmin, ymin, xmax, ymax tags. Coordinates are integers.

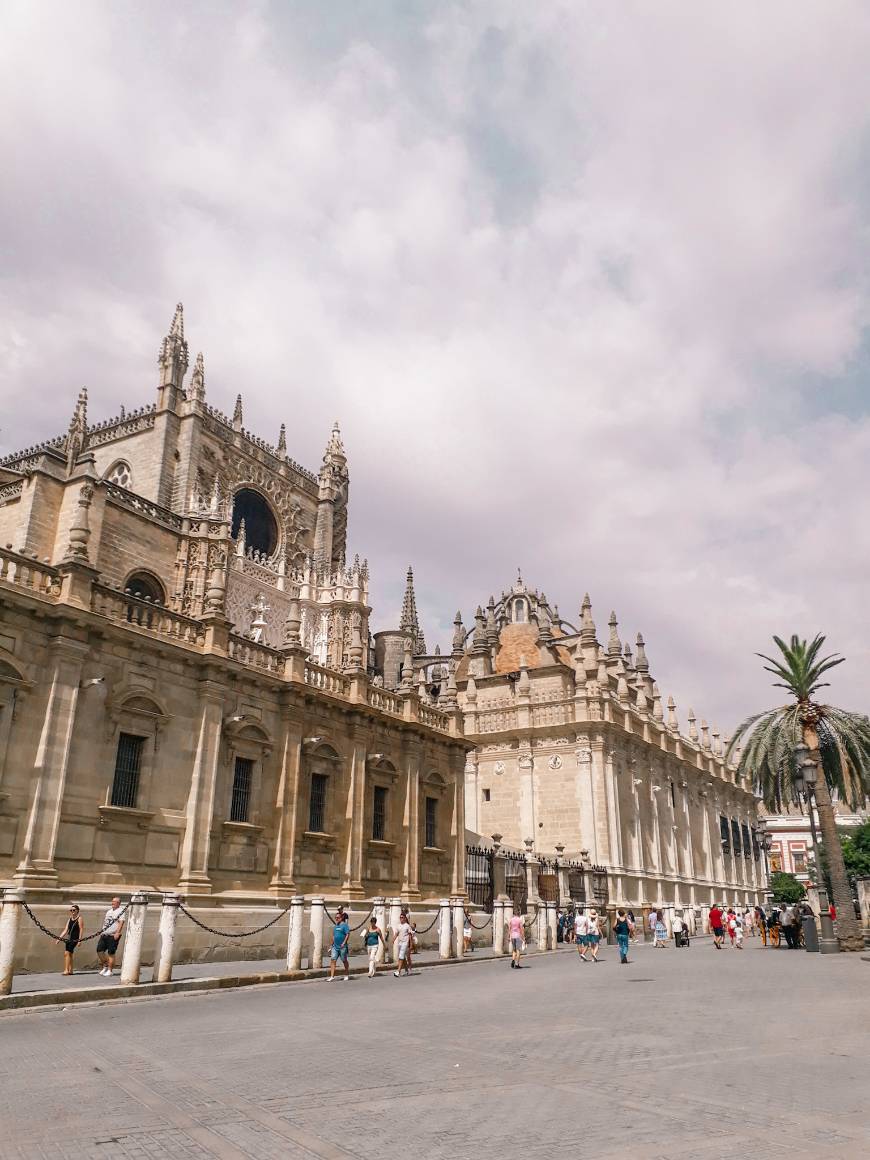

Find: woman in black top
<box><xmin>58</xmin><ymin>904</ymin><xmax>83</xmax><ymax>975</ymax></box>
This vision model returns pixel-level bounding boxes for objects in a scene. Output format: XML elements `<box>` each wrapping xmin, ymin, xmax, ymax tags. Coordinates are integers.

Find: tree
<box><xmin>769</xmin><ymin>871</ymin><xmax>806</xmax><ymax>905</ymax></box>
<box><xmin>840</xmin><ymin>821</ymin><xmax>870</xmax><ymax>888</ymax></box>
<box><xmin>729</xmin><ymin>634</ymin><xmax>870</xmax><ymax>952</ymax></box>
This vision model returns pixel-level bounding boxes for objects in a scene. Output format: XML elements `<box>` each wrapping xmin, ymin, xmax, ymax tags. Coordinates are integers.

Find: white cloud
<box><xmin>2</xmin><ymin>0</ymin><xmax>870</xmax><ymax>730</ymax></box>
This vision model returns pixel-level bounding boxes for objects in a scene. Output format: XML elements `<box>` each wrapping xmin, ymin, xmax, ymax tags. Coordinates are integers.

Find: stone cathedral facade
<box><xmin>0</xmin><ymin>306</ymin><xmax>469</xmax><ymax>909</ymax></box>
<box><xmin>377</xmin><ymin>572</ymin><xmax>763</xmax><ymax>911</ymax></box>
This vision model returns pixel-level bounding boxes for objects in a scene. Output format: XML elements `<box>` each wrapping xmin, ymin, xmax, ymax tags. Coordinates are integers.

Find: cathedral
<box><xmin>376</xmin><ymin>571</ymin><xmax>763</xmax><ymax>912</ymax></box>
<box><xmin>0</xmin><ymin>306</ymin><xmax>469</xmax><ymax>919</ymax></box>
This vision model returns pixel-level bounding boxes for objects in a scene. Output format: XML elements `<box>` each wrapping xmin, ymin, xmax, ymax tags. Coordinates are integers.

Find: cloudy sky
<box><xmin>2</xmin><ymin>1</ymin><xmax>870</xmax><ymax>733</ymax></box>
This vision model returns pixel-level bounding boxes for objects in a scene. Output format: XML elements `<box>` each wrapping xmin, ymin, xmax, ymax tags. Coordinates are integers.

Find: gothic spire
<box><xmin>158</xmin><ymin>302</ymin><xmax>189</xmax><ymax>401</ymax></box>
<box><xmin>277</xmin><ymin>423</ymin><xmax>287</xmax><ymax>455</ymax></box>
<box><xmin>65</xmin><ymin>387</ymin><xmax>89</xmax><ymax>473</ymax></box>
<box><xmin>452</xmin><ymin>610</ymin><xmax>466</xmax><ymax>656</ymax></box>
<box><xmin>635</xmin><ymin>632</ymin><xmax>649</xmax><ymax>673</ymax></box>
<box><xmin>189</xmin><ymin>352</ymin><xmax>205</xmax><ymax>403</ymax></box>
<box><xmin>607</xmin><ymin>610</ymin><xmax>622</xmax><ymax>657</ymax></box>
<box><xmin>580</xmin><ymin>593</ymin><xmax>596</xmax><ymax>645</ymax></box>
<box><xmin>399</xmin><ymin>566</ymin><xmax>426</xmax><ymax>655</ymax></box>
<box><xmin>324</xmin><ymin>420</ymin><xmax>346</xmax><ymax>465</ymax></box>
<box><xmin>233</xmin><ymin>394</ymin><xmax>243</xmax><ymax>431</ymax></box>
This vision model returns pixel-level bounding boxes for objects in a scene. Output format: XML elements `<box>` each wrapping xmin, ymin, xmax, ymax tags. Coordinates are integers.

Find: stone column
<box><xmin>438</xmin><ymin>898</ymin><xmax>452</xmax><ymax>958</ymax></box>
<box><xmin>681</xmin><ymin>782</ymin><xmax>696</xmax><ymax>880</ymax></box>
<box><xmin>15</xmin><ymin>639</ymin><xmax>87</xmax><ymax>884</ymax></box>
<box><xmin>524</xmin><ymin>852</ymin><xmax>541</xmax><ymax>907</ymax></box>
<box><xmin>492</xmin><ymin>847</ymin><xmax>508</xmax><ymax>901</ymax></box>
<box><xmin>603</xmin><ymin>748</ymin><xmax>623</xmax><ymax>868</ymax></box>
<box><xmin>401</xmin><ymin>742</ymin><xmax>421</xmax><ymax>898</ymax></box>
<box><xmin>341</xmin><ymin>732</ymin><xmax>368</xmax><ymax>897</ymax></box>
<box><xmin>286</xmin><ymin>895</ymin><xmax>305</xmax><ymax>971</ymax></box>
<box><xmin>536</xmin><ymin>901</ymin><xmax>548</xmax><ymax>950</ymax></box>
<box><xmin>450</xmin><ymin>752</ymin><xmax>467</xmax><ymax>896</ymax></box>
<box><xmin>373</xmin><ymin>896</ymin><xmax>388</xmax><ymax>964</ymax></box>
<box><xmin>452</xmin><ymin>896</ymin><xmax>465</xmax><ymax>960</ymax></box>
<box><xmin>269</xmin><ymin>714</ymin><xmax>303</xmax><ymax>892</ymax></box>
<box><xmin>464</xmin><ymin>751</ymin><xmax>479</xmax><ymax>834</ymax></box>
<box><xmin>119</xmin><ymin>892</ymin><xmax>149</xmax><ymax>985</ymax></box>
<box><xmin>547</xmin><ymin>900</ymin><xmax>558</xmax><ymax>949</ymax></box>
<box><xmin>155</xmin><ymin>893</ymin><xmax>180</xmax><ymax>983</ymax></box>
<box><xmin>178</xmin><ymin>682</ymin><xmax>224</xmax><ymax>893</ymax></box>
<box><xmin>575</xmin><ymin>745</ymin><xmax>598</xmax><ymax>861</ymax></box>
<box><xmin>309</xmin><ymin>896</ymin><xmax>325</xmax><ymax>969</ymax></box>
<box><xmin>492</xmin><ymin>899</ymin><xmax>505</xmax><ymax>956</ymax></box>
<box><xmin>0</xmin><ymin>889</ymin><xmax>24</xmax><ymax>996</ymax></box>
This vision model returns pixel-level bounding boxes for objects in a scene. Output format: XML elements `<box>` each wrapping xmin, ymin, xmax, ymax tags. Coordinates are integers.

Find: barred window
<box><xmin>719</xmin><ymin>814</ymin><xmax>731</xmax><ymax>854</ymax></box>
<box><xmin>741</xmin><ymin>822</ymin><xmax>751</xmax><ymax>860</ymax></box>
<box><xmin>111</xmin><ymin>733</ymin><xmax>145</xmax><ymax>808</ymax></box>
<box><xmin>230</xmin><ymin>756</ymin><xmax>254</xmax><ymax>823</ymax></box>
<box><xmin>731</xmin><ymin>817</ymin><xmax>742</xmax><ymax>856</ymax></box>
<box><xmin>372</xmin><ymin>785</ymin><xmax>387</xmax><ymax>841</ymax></box>
<box><xmin>309</xmin><ymin>773</ymin><xmax>328</xmax><ymax>833</ymax></box>
<box><xmin>425</xmin><ymin>796</ymin><xmax>438</xmax><ymax>848</ymax></box>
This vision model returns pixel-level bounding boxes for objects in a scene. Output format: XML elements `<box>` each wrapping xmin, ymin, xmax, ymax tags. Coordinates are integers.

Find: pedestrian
<box><xmin>393</xmin><ymin>911</ymin><xmax>413</xmax><ymax>976</ymax></box>
<box><xmin>363</xmin><ymin>917</ymin><xmax>385</xmax><ymax>978</ymax></box>
<box><xmin>508</xmin><ymin>910</ymin><xmax>525</xmax><ymax>968</ymax></box>
<box><xmin>329</xmin><ymin>910</ymin><xmax>351</xmax><ymax>981</ymax></box>
<box><xmin>733</xmin><ymin>913</ymin><xmax>744</xmax><ymax>950</ymax></box>
<box><xmin>672</xmin><ymin>911</ymin><xmax>686</xmax><ymax>947</ymax></box>
<box><xmin>557</xmin><ymin>910</ymin><xmax>565</xmax><ymax>944</ymax></box>
<box><xmin>648</xmin><ymin>909</ymin><xmax>658</xmax><ymax>940</ymax></box>
<box><xmin>463</xmin><ymin>915</ymin><xmax>473</xmax><ymax>953</ymax></box>
<box><xmin>96</xmin><ymin>897</ymin><xmax>126</xmax><ymax>977</ymax></box>
<box><xmin>565</xmin><ymin>910</ymin><xmax>575</xmax><ymax>944</ymax></box>
<box><xmin>614</xmin><ymin>908</ymin><xmax>631</xmax><ymax>964</ymax></box>
<box><xmin>586</xmin><ymin>908</ymin><xmax>601</xmax><ymax>961</ymax></box>
<box><xmin>575</xmin><ymin>908</ymin><xmax>589</xmax><ymax>961</ymax></box>
<box><xmin>653</xmin><ymin>909</ymin><xmax>668</xmax><ymax>948</ymax></box>
<box><xmin>780</xmin><ymin>905</ymin><xmax>795</xmax><ymax>949</ymax></box>
<box><xmin>708</xmin><ymin>902</ymin><xmax>725</xmax><ymax>949</ymax></box>
<box><xmin>57</xmin><ymin>904</ymin><xmax>83</xmax><ymax>975</ymax></box>
<box><xmin>755</xmin><ymin>905</ymin><xmax>767</xmax><ymax>946</ymax></box>
<box><xmin>726</xmin><ymin>908</ymin><xmax>737</xmax><ymax>947</ymax></box>
<box><xmin>627</xmin><ymin>909</ymin><xmax>637</xmax><ymax>944</ymax></box>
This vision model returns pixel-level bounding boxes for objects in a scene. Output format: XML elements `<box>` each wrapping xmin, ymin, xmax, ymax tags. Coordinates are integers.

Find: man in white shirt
<box><xmin>97</xmin><ymin>897</ymin><xmax>126</xmax><ymax>977</ymax></box>
<box><xmin>574</xmin><ymin>909</ymin><xmax>590</xmax><ymax>961</ymax></box>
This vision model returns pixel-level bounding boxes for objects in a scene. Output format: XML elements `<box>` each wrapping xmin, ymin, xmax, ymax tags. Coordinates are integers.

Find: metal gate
<box><xmin>591</xmin><ymin>866</ymin><xmax>609</xmax><ymax>907</ymax></box>
<box><xmin>537</xmin><ymin>856</ymin><xmax>560</xmax><ymax>905</ymax></box>
<box><xmin>465</xmin><ymin>845</ymin><xmax>494</xmax><ymax>911</ymax></box>
<box><xmin>504</xmin><ymin>850</ymin><xmax>528</xmax><ymax>915</ymax></box>
<box><xmin>567</xmin><ymin>861</ymin><xmax>586</xmax><ymax>905</ymax></box>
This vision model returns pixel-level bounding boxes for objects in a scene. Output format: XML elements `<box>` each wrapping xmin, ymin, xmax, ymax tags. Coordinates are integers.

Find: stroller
<box><xmin>674</xmin><ymin>926</ymin><xmax>690</xmax><ymax>948</ymax></box>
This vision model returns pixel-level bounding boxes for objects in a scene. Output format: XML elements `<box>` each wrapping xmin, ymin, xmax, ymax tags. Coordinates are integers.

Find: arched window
<box><xmin>124</xmin><ymin>572</ymin><xmax>166</xmax><ymax>605</ymax></box>
<box><xmin>106</xmin><ymin>461</ymin><xmax>133</xmax><ymax>489</ymax></box>
<box><xmin>231</xmin><ymin>488</ymin><xmax>279</xmax><ymax>557</ymax></box>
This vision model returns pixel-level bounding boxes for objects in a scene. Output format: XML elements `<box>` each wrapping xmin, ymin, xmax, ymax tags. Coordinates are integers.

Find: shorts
<box><xmin>510</xmin><ymin>936</ymin><xmax>523</xmax><ymax>951</ymax></box>
<box><xmin>329</xmin><ymin>944</ymin><xmax>348</xmax><ymax>963</ymax></box>
<box><xmin>97</xmin><ymin>934</ymin><xmax>119</xmax><ymax>955</ymax></box>
<box><xmin>587</xmin><ymin>933</ymin><xmax>600</xmax><ymax>944</ymax></box>
<box><xmin>712</xmin><ymin>926</ymin><xmax>724</xmax><ymax>938</ymax></box>
<box><xmin>576</xmin><ymin>934</ymin><xmax>588</xmax><ymax>946</ymax></box>
<box><xmin>396</xmin><ymin>940</ymin><xmax>409</xmax><ymax>960</ymax></box>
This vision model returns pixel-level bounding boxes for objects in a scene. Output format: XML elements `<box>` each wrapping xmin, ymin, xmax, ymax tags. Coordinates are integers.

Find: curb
<box><xmin>0</xmin><ymin>946</ymin><xmax>573</xmax><ymax>1016</ymax></box>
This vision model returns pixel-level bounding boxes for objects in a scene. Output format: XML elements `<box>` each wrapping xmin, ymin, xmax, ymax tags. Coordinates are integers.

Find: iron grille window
<box><xmin>720</xmin><ymin>814</ymin><xmax>731</xmax><ymax>854</ymax></box>
<box><xmin>425</xmin><ymin>796</ymin><xmax>438</xmax><ymax>848</ymax></box>
<box><xmin>111</xmin><ymin>733</ymin><xmax>145</xmax><ymax>808</ymax></box>
<box><xmin>309</xmin><ymin>773</ymin><xmax>328</xmax><ymax>833</ymax></box>
<box><xmin>751</xmin><ymin>827</ymin><xmax>761</xmax><ymax>861</ymax></box>
<box><xmin>372</xmin><ymin>785</ymin><xmax>387</xmax><ymax>841</ymax></box>
<box><xmin>230</xmin><ymin>756</ymin><xmax>254</xmax><ymax>823</ymax></box>
<box><xmin>670</xmin><ymin>781</ymin><xmax>676</xmax><ymax>808</ymax></box>
<box><xmin>741</xmin><ymin>822</ymin><xmax>752</xmax><ymax>860</ymax></box>
<box><xmin>731</xmin><ymin>817</ymin><xmax>742</xmax><ymax>856</ymax></box>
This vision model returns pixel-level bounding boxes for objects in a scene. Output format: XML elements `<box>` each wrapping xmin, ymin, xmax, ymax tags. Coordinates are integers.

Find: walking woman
<box><xmin>614</xmin><ymin>908</ymin><xmax>631</xmax><ymax>964</ymax></box>
<box><xmin>393</xmin><ymin>911</ymin><xmax>413</xmax><ymax>977</ymax></box>
<box><xmin>57</xmin><ymin>904</ymin><xmax>83</xmax><ymax>975</ymax></box>
<box><xmin>508</xmin><ymin>910</ymin><xmax>525</xmax><ymax>968</ymax></box>
<box><xmin>653</xmin><ymin>909</ymin><xmax>668</xmax><ymax>948</ymax></box>
<box><xmin>364</xmin><ymin>916</ymin><xmax>385</xmax><ymax>978</ymax></box>
<box><xmin>586</xmin><ymin>908</ymin><xmax>601</xmax><ymax>961</ymax></box>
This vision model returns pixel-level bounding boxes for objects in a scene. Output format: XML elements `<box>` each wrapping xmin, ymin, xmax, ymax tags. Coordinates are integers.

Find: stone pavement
<box><xmin>1</xmin><ymin>939</ymin><xmax>868</xmax><ymax>1160</ymax></box>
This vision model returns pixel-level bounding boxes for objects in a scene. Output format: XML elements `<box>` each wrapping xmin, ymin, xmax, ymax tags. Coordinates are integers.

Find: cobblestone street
<box><xmin>1</xmin><ymin>941</ymin><xmax>868</xmax><ymax>1160</ymax></box>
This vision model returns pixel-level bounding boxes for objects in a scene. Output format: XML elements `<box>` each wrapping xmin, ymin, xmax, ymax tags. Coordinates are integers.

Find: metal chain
<box><xmin>177</xmin><ymin>901</ymin><xmax>292</xmax><ymax>938</ymax></box>
<box><xmin>413</xmin><ymin>913</ymin><xmax>440</xmax><ymax>934</ymax></box>
<box><xmin>20</xmin><ymin>901</ymin><xmax>131</xmax><ymax>944</ymax></box>
<box><xmin>464</xmin><ymin>910</ymin><xmax>492</xmax><ymax>930</ymax></box>
<box><xmin>347</xmin><ymin>909</ymin><xmax>375</xmax><ymax>932</ymax></box>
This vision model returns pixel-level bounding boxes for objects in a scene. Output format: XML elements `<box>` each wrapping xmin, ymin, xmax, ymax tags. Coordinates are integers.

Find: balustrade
<box><xmin>303</xmin><ymin>661</ymin><xmax>350</xmax><ymax>697</ymax></box>
<box><xmin>227</xmin><ymin>634</ymin><xmax>286</xmax><ymax>674</ymax></box>
<box><xmin>0</xmin><ymin>546</ymin><xmax>61</xmax><ymax>598</ymax></box>
<box><xmin>91</xmin><ymin>584</ymin><xmax>205</xmax><ymax>646</ymax></box>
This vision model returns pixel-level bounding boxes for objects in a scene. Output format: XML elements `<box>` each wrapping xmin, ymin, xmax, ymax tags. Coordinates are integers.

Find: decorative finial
<box><xmin>667</xmin><ymin>694</ymin><xmax>679</xmax><ymax>733</ymax></box>
<box><xmin>189</xmin><ymin>352</ymin><xmax>205</xmax><ymax>402</ymax></box>
<box><xmin>652</xmin><ymin>683</ymin><xmax>663</xmax><ymax>722</ymax></box>
<box><xmin>452</xmin><ymin>611</ymin><xmax>465</xmax><ymax>655</ymax></box>
<box><xmin>687</xmin><ymin>708</ymin><xmax>698</xmax><ymax>742</ymax></box>
<box><xmin>65</xmin><ymin>387</ymin><xmax>89</xmax><ymax>472</ymax></box>
<box><xmin>233</xmin><ymin>394</ymin><xmax>243</xmax><ymax>430</ymax></box>
<box><xmin>635</xmin><ymin>632</ymin><xmax>649</xmax><ymax>673</ymax></box>
<box><xmin>158</xmin><ymin>302</ymin><xmax>189</xmax><ymax>395</ymax></box>
<box><xmin>277</xmin><ymin>423</ymin><xmax>287</xmax><ymax>455</ymax></box>
<box><xmin>607</xmin><ymin>610</ymin><xmax>621</xmax><ymax>657</ymax></box>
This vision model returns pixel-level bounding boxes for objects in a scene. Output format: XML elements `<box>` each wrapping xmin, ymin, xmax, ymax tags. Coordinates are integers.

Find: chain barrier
<box><xmin>412</xmin><ymin>912</ymin><xmax>440</xmax><ymax>934</ymax></box>
<box><xmin>324</xmin><ymin>907</ymin><xmax>376</xmax><ymax>932</ymax></box>
<box><xmin>177</xmin><ymin>901</ymin><xmax>292</xmax><ymax>939</ymax></box>
<box><xmin>20</xmin><ymin>901</ymin><xmax>131</xmax><ymax>944</ymax></box>
<box><xmin>525</xmin><ymin>903</ymin><xmax>540</xmax><ymax>921</ymax></box>
<box><xmin>464</xmin><ymin>910</ymin><xmax>493</xmax><ymax>930</ymax></box>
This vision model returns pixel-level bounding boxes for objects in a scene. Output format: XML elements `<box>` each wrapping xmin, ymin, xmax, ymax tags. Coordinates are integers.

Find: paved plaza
<box><xmin>1</xmin><ymin>940</ymin><xmax>868</xmax><ymax>1160</ymax></box>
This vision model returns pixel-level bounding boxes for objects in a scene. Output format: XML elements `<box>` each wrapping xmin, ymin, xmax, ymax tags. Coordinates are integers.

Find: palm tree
<box><xmin>728</xmin><ymin>634</ymin><xmax>870</xmax><ymax>952</ymax></box>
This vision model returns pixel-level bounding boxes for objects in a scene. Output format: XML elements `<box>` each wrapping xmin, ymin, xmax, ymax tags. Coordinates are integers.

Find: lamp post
<box><xmin>756</xmin><ymin>818</ymin><xmax>772</xmax><ymax>885</ymax></box>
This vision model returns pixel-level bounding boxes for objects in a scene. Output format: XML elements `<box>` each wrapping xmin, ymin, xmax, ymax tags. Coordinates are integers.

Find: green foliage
<box><xmin>769</xmin><ymin>871</ymin><xmax>806</xmax><ymax>904</ymax></box>
<box><xmin>727</xmin><ymin>634</ymin><xmax>870</xmax><ymax>811</ymax></box>
<box><xmin>840</xmin><ymin>821</ymin><xmax>870</xmax><ymax>887</ymax></box>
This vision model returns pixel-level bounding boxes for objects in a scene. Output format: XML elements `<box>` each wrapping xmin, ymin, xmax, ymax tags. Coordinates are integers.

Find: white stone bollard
<box><xmin>119</xmin><ymin>892</ymin><xmax>149</xmax><ymax>985</ymax></box>
<box><xmin>309</xmin><ymin>896</ymin><xmax>325</xmax><ymax>969</ymax></box>
<box><xmin>373</xmin><ymin>897</ymin><xmax>387</xmax><ymax>964</ymax></box>
<box><xmin>388</xmin><ymin>897</ymin><xmax>402</xmax><ymax>962</ymax></box>
<box><xmin>0</xmin><ymin>889</ymin><xmax>24</xmax><ymax>997</ymax></box>
<box><xmin>536</xmin><ymin>904</ymin><xmax>548</xmax><ymax>951</ymax></box>
<box><xmin>286</xmin><ymin>896</ymin><xmax>305</xmax><ymax>971</ymax></box>
<box><xmin>438</xmin><ymin>898</ymin><xmax>453</xmax><ymax>959</ymax></box>
<box><xmin>452</xmin><ymin>897</ymin><xmax>465</xmax><ymax>960</ymax></box>
<box><xmin>547</xmin><ymin>901</ymin><xmax>558</xmax><ymax>950</ymax></box>
<box><xmin>155</xmin><ymin>893</ymin><xmax>180</xmax><ymax>983</ymax></box>
<box><xmin>492</xmin><ymin>899</ymin><xmax>505</xmax><ymax>956</ymax></box>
